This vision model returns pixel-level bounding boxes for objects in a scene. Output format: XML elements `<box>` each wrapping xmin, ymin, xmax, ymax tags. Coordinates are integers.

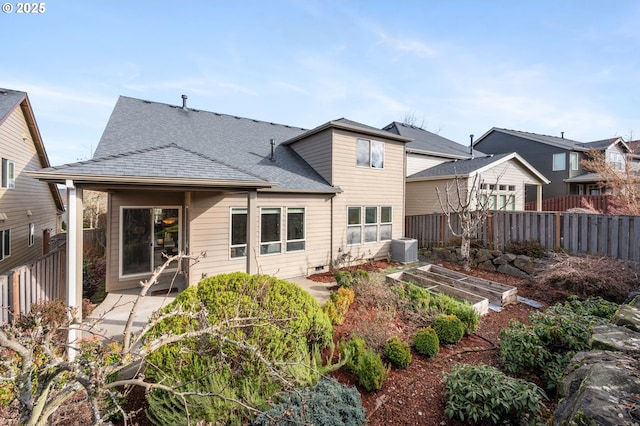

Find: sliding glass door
<box><xmin>121</xmin><ymin>207</ymin><xmax>180</xmax><ymax>277</ymax></box>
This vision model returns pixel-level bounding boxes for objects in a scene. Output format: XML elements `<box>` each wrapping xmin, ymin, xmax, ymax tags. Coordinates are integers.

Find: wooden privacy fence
<box><xmin>0</xmin><ymin>244</ymin><xmax>66</xmax><ymax>325</ymax></box>
<box><xmin>406</xmin><ymin>211</ymin><xmax>640</xmax><ymax>262</ymax></box>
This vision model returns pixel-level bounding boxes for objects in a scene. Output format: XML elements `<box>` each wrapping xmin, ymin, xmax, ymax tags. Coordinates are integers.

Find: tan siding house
<box><xmin>32</xmin><ymin>97</ymin><xmax>410</xmax><ymax>292</ymax></box>
<box><xmin>0</xmin><ymin>89</ymin><xmax>64</xmax><ymax>274</ymax></box>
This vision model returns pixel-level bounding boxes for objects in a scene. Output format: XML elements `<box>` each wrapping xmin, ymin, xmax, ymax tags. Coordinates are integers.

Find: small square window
<box><xmin>508</xmin><ymin>185</ymin><xmax>516</xmax><ymax>191</ymax></box>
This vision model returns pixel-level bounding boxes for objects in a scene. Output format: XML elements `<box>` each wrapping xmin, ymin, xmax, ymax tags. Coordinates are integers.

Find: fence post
<box><xmin>555</xmin><ymin>213</ymin><xmax>561</xmax><ymax>249</ymax></box>
<box><xmin>487</xmin><ymin>213</ymin><xmax>494</xmax><ymax>250</ymax></box>
<box><xmin>11</xmin><ymin>271</ymin><xmax>19</xmax><ymax>319</ymax></box>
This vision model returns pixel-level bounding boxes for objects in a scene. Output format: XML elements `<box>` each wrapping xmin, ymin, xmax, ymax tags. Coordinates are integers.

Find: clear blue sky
<box><xmin>1</xmin><ymin>0</ymin><xmax>639</xmax><ymax>166</ymax></box>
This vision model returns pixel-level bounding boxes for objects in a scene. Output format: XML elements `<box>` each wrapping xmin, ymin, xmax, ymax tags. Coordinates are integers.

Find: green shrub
<box><xmin>253</xmin><ymin>376</ymin><xmax>366</xmax><ymax>426</ymax></box>
<box><xmin>335</xmin><ymin>271</ymin><xmax>353</xmax><ymax>288</ymax></box>
<box><xmin>499</xmin><ymin>296</ymin><xmax>617</xmax><ymax>390</ymax></box>
<box><xmin>505</xmin><ymin>239</ymin><xmax>546</xmax><ymax>258</ymax></box>
<box><xmin>433</xmin><ymin>314</ymin><xmax>465</xmax><ymax>344</ymax></box>
<box><xmin>413</xmin><ymin>327</ymin><xmax>439</xmax><ymax>358</ymax></box>
<box><xmin>342</xmin><ymin>335</ymin><xmax>366</xmax><ymax>373</ymax></box>
<box><xmin>443</xmin><ymin>364</ymin><xmax>546</xmax><ymax>424</ymax></box>
<box><xmin>144</xmin><ymin>272</ymin><xmax>333</xmax><ymax>425</ymax></box>
<box><xmin>429</xmin><ymin>292</ymin><xmax>480</xmax><ymax>335</ymax></box>
<box><xmin>342</xmin><ymin>336</ymin><xmax>388</xmax><ymax>391</ymax></box>
<box><xmin>354</xmin><ymin>348</ymin><xmax>389</xmax><ymax>391</ymax></box>
<box><xmin>384</xmin><ymin>336</ymin><xmax>411</xmax><ymax>369</ymax></box>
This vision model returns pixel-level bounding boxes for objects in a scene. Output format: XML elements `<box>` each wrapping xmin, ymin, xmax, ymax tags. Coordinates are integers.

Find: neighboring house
<box><xmin>30</xmin><ymin>95</ymin><xmax>410</xmax><ymax>292</ymax></box>
<box><xmin>474</xmin><ymin>128</ymin><xmax>632</xmax><ymax>201</ymax></box>
<box><xmin>382</xmin><ymin>123</ymin><xmax>548</xmax><ymax>215</ymax></box>
<box><xmin>0</xmin><ymin>88</ymin><xmax>64</xmax><ymax>274</ymax></box>
<box><xmin>404</xmin><ymin>153</ymin><xmax>549</xmax><ymax>215</ymax></box>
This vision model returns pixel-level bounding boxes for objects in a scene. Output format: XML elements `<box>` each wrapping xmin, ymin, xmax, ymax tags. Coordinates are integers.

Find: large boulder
<box><xmin>513</xmin><ymin>255</ymin><xmax>540</xmax><ymax>275</ymax></box>
<box><xmin>614</xmin><ymin>303</ymin><xmax>640</xmax><ymax>333</ymax></box>
<box><xmin>553</xmin><ymin>350</ymin><xmax>640</xmax><ymax>426</ymax></box>
<box><xmin>496</xmin><ymin>263</ymin><xmax>529</xmax><ymax>279</ymax></box>
<box><xmin>474</xmin><ymin>248</ymin><xmax>494</xmax><ymax>263</ymax></box>
<box><xmin>590</xmin><ymin>324</ymin><xmax>640</xmax><ymax>355</ymax></box>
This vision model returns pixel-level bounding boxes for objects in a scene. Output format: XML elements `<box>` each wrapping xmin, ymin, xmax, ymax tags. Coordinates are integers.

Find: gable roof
<box><xmin>0</xmin><ymin>88</ymin><xmax>64</xmax><ymax>212</ymax></box>
<box><xmin>474</xmin><ymin>128</ymin><xmax>629</xmax><ymax>153</ymax></box>
<box><xmin>407</xmin><ymin>152</ymin><xmax>549</xmax><ymax>184</ymax></box>
<box><xmin>283</xmin><ymin>118</ymin><xmax>412</xmax><ymax>146</ymax></box>
<box><xmin>34</xmin><ymin>96</ymin><xmax>359</xmax><ymax>192</ymax></box>
<box><xmin>382</xmin><ymin>121</ymin><xmax>484</xmax><ymax>159</ymax></box>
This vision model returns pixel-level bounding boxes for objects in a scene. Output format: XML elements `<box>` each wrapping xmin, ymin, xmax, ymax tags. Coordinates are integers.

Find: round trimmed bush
<box><xmin>355</xmin><ymin>348</ymin><xmax>389</xmax><ymax>391</ymax></box>
<box><xmin>143</xmin><ymin>272</ymin><xmax>333</xmax><ymax>425</ymax></box>
<box><xmin>335</xmin><ymin>271</ymin><xmax>353</xmax><ymax>288</ymax></box>
<box><xmin>413</xmin><ymin>327</ymin><xmax>439</xmax><ymax>358</ymax></box>
<box><xmin>384</xmin><ymin>336</ymin><xmax>412</xmax><ymax>369</ymax></box>
<box><xmin>433</xmin><ymin>314</ymin><xmax>465</xmax><ymax>344</ymax></box>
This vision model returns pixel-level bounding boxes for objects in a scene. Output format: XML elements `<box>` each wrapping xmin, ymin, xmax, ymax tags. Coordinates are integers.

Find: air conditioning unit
<box><xmin>391</xmin><ymin>238</ymin><xmax>418</xmax><ymax>263</ymax></box>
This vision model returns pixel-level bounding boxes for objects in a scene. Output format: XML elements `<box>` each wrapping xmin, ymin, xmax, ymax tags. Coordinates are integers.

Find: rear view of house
<box><xmin>0</xmin><ymin>89</ymin><xmax>64</xmax><ymax>274</ymax></box>
<box><xmin>31</xmin><ymin>96</ymin><xmax>410</xmax><ymax>292</ymax></box>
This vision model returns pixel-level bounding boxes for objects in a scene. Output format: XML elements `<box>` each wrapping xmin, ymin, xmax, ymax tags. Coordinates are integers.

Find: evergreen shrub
<box><xmin>433</xmin><ymin>314</ymin><xmax>465</xmax><ymax>344</ymax></box>
<box><xmin>443</xmin><ymin>364</ymin><xmax>546</xmax><ymax>423</ymax></box>
<box><xmin>335</xmin><ymin>271</ymin><xmax>353</xmax><ymax>288</ymax></box>
<box><xmin>413</xmin><ymin>327</ymin><xmax>439</xmax><ymax>358</ymax></box>
<box><xmin>253</xmin><ymin>376</ymin><xmax>366</xmax><ymax>426</ymax></box>
<box><xmin>384</xmin><ymin>336</ymin><xmax>411</xmax><ymax>369</ymax></box>
<box><xmin>144</xmin><ymin>272</ymin><xmax>333</xmax><ymax>425</ymax></box>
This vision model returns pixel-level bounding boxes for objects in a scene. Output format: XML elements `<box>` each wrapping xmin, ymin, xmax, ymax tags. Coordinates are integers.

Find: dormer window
<box><xmin>356</xmin><ymin>139</ymin><xmax>384</xmax><ymax>169</ymax></box>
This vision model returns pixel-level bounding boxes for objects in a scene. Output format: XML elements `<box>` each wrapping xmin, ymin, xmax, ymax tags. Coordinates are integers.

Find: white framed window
<box><xmin>506</xmin><ymin>195</ymin><xmax>515</xmax><ymax>211</ymax></box>
<box><xmin>286</xmin><ymin>207</ymin><xmax>305</xmax><ymax>252</ymax></box>
<box><xmin>230</xmin><ymin>208</ymin><xmax>247</xmax><ymax>258</ymax></box>
<box><xmin>28</xmin><ymin>223</ymin><xmax>34</xmax><ymax>247</ymax></box>
<box><xmin>364</xmin><ymin>206</ymin><xmax>378</xmax><ymax>243</ymax></box>
<box><xmin>356</xmin><ymin>139</ymin><xmax>384</xmax><ymax>169</ymax></box>
<box><xmin>0</xmin><ymin>229</ymin><xmax>10</xmax><ymax>261</ymax></box>
<box><xmin>260</xmin><ymin>208</ymin><xmax>281</xmax><ymax>255</ymax></box>
<box><xmin>347</xmin><ymin>207</ymin><xmax>362</xmax><ymax>245</ymax></box>
<box><xmin>1</xmin><ymin>159</ymin><xmax>15</xmax><ymax>189</ymax></box>
<box><xmin>347</xmin><ymin>206</ymin><xmax>393</xmax><ymax>245</ymax></box>
<box><xmin>552</xmin><ymin>153</ymin><xmax>566</xmax><ymax>171</ymax></box>
<box><xmin>570</xmin><ymin>152</ymin><xmax>579</xmax><ymax>171</ymax></box>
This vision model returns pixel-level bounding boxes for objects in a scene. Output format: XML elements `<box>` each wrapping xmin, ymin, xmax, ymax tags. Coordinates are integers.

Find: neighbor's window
<box><xmin>260</xmin><ymin>208</ymin><xmax>281</xmax><ymax>255</ymax></box>
<box><xmin>570</xmin><ymin>152</ymin><xmax>579</xmax><ymax>171</ymax></box>
<box><xmin>1</xmin><ymin>159</ymin><xmax>15</xmax><ymax>189</ymax></box>
<box><xmin>230</xmin><ymin>208</ymin><xmax>247</xmax><ymax>258</ymax></box>
<box><xmin>347</xmin><ymin>207</ymin><xmax>362</xmax><ymax>245</ymax></box>
<box><xmin>28</xmin><ymin>223</ymin><xmax>34</xmax><ymax>247</ymax></box>
<box><xmin>552</xmin><ymin>153</ymin><xmax>566</xmax><ymax>171</ymax></box>
<box><xmin>286</xmin><ymin>208</ymin><xmax>305</xmax><ymax>252</ymax></box>
<box><xmin>0</xmin><ymin>229</ymin><xmax>10</xmax><ymax>261</ymax></box>
<box><xmin>506</xmin><ymin>195</ymin><xmax>516</xmax><ymax>211</ymax></box>
<box><xmin>356</xmin><ymin>139</ymin><xmax>384</xmax><ymax>169</ymax></box>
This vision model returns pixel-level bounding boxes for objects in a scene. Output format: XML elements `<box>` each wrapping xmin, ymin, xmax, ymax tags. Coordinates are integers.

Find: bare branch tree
<box><xmin>581</xmin><ymin>148</ymin><xmax>640</xmax><ymax>215</ymax></box>
<box><xmin>436</xmin><ymin>169</ymin><xmax>512</xmax><ymax>271</ymax></box>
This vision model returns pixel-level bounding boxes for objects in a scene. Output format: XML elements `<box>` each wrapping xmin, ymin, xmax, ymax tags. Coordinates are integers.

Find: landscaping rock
<box><xmin>489</xmin><ymin>249</ymin><xmax>502</xmax><ymax>257</ymax></box>
<box><xmin>513</xmin><ymin>256</ymin><xmax>538</xmax><ymax>275</ymax></box>
<box><xmin>429</xmin><ymin>248</ymin><xmax>450</xmax><ymax>261</ymax></box>
<box><xmin>553</xmin><ymin>350</ymin><xmax>640</xmax><ymax>426</ymax></box>
<box><xmin>614</xmin><ymin>304</ymin><xmax>640</xmax><ymax>333</ymax></box>
<box><xmin>474</xmin><ymin>248</ymin><xmax>494</xmax><ymax>263</ymax></box>
<box><xmin>590</xmin><ymin>324</ymin><xmax>640</xmax><ymax>355</ymax></box>
<box><xmin>492</xmin><ymin>255</ymin><xmax>511</xmax><ymax>265</ymax></box>
<box><xmin>496</xmin><ymin>263</ymin><xmax>529</xmax><ymax>278</ymax></box>
<box><xmin>476</xmin><ymin>260</ymin><xmax>496</xmax><ymax>272</ymax></box>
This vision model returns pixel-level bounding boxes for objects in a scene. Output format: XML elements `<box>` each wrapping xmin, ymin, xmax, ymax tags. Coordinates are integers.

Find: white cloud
<box><xmin>369</xmin><ymin>25</ymin><xmax>438</xmax><ymax>58</ymax></box>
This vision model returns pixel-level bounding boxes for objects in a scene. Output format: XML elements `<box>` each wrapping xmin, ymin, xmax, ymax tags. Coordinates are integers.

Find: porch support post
<box><xmin>65</xmin><ymin>180</ymin><xmax>83</xmax><ymax>361</ymax></box>
<box><xmin>246</xmin><ymin>190</ymin><xmax>258</xmax><ymax>275</ymax></box>
<box><xmin>536</xmin><ymin>184</ymin><xmax>543</xmax><ymax>212</ymax></box>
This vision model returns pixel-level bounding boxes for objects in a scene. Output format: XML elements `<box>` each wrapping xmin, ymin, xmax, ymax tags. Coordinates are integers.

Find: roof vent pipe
<box><xmin>270</xmin><ymin>139</ymin><xmax>276</xmax><ymax>162</ymax></box>
<box><xmin>181</xmin><ymin>94</ymin><xmax>188</xmax><ymax>109</ymax></box>
<box><xmin>469</xmin><ymin>134</ymin><xmax>474</xmax><ymax>159</ymax></box>
<box><xmin>561</xmin><ymin>131</ymin><xmax>564</xmax><ymax>139</ymax></box>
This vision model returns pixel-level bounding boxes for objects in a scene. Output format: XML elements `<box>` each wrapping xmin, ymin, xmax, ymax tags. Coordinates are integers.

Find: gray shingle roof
<box><xmin>408</xmin><ymin>153</ymin><xmax>511</xmax><ymax>179</ymax></box>
<box><xmin>477</xmin><ymin>128</ymin><xmax>624</xmax><ymax>152</ymax></box>
<box><xmin>0</xmin><ymin>88</ymin><xmax>25</xmax><ymax>121</ymax></box>
<box><xmin>39</xmin><ymin>143</ymin><xmax>268</xmax><ymax>183</ymax></box>
<box><xmin>382</xmin><ymin>122</ymin><xmax>484</xmax><ymax>158</ymax></box>
<box><xmin>47</xmin><ymin>96</ymin><xmax>340</xmax><ymax>191</ymax></box>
